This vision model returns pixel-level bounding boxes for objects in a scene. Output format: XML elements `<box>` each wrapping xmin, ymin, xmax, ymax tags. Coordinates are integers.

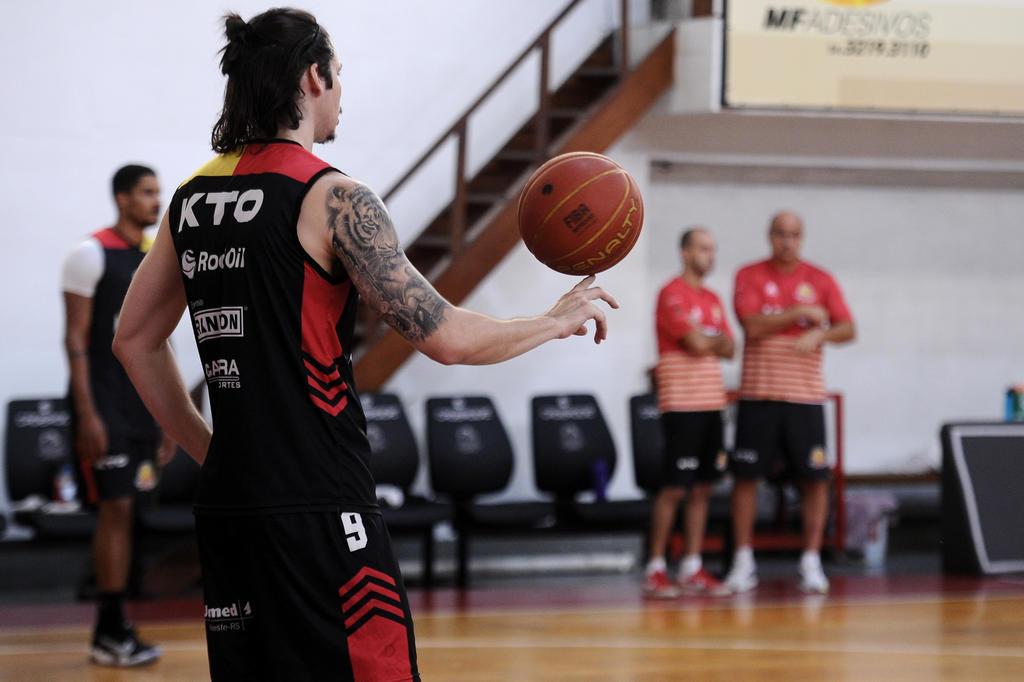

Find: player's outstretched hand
<box><xmin>545</xmin><ymin>275</ymin><xmax>620</xmax><ymax>344</ymax></box>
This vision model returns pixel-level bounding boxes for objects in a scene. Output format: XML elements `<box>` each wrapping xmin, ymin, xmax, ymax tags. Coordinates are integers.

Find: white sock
<box><xmin>680</xmin><ymin>554</ymin><xmax>702</xmax><ymax>579</ymax></box>
<box><xmin>646</xmin><ymin>557</ymin><xmax>667</xmax><ymax>575</ymax></box>
<box><xmin>800</xmin><ymin>550</ymin><xmax>821</xmax><ymax>571</ymax></box>
<box><xmin>733</xmin><ymin>547</ymin><xmax>755</xmax><ymax>572</ymax></box>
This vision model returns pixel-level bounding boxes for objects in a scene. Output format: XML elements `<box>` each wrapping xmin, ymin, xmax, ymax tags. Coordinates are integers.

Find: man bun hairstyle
<box><xmin>211</xmin><ymin>8</ymin><xmax>335</xmax><ymax>153</ymax></box>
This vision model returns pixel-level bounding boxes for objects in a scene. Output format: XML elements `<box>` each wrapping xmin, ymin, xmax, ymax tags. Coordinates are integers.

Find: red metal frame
<box><xmin>832</xmin><ymin>391</ymin><xmax>846</xmax><ymax>553</ymax></box>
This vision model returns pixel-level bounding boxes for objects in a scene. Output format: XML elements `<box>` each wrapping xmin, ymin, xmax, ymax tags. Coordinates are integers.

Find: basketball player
<box><xmin>61</xmin><ymin>164</ymin><xmax>173</xmax><ymax>666</ymax></box>
<box><xmin>718</xmin><ymin>211</ymin><xmax>855</xmax><ymax>595</ymax></box>
<box><xmin>112</xmin><ymin>9</ymin><xmax>618</xmax><ymax>680</ymax></box>
<box><xmin>644</xmin><ymin>228</ymin><xmax>733</xmax><ymax>599</ymax></box>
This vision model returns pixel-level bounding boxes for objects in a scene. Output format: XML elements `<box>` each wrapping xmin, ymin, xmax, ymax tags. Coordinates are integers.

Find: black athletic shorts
<box><xmin>196</xmin><ymin>508</ymin><xmax>419</xmax><ymax>682</ymax></box>
<box><xmin>731</xmin><ymin>400</ymin><xmax>830</xmax><ymax>482</ymax></box>
<box><xmin>75</xmin><ymin>434</ymin><xmax>159</xmax><ymax>503</ymax></box>
<box><xmin>660</xmin><ymin>411</ymin><xmax>727</xmax><ymax>488</ymax></box>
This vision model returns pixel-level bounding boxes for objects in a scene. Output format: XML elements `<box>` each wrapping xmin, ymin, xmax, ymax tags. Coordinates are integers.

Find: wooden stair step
<box><xmin>468</xmin><ymin>170</ymin><xmax>526</xmax><ymax>194</ymax></box>
<box><xmin>466</xmin><ymin>192</ymin><xmax>506</xmax><ymax>205</ymax></box>
<box><xmin>549</xmin><ymin>90</ymin><xmax>602</xmax><ymax>110</ymax></box>
<box><xmin>412</xmin><ymin>233</ymin><xmax>453</xmax><ymax>250</ymax></box>
<box><xmin>505</xmin><ymin>131</ymin><xmax>541</xmax><ymax>151</ymax></box>
<box><xmin>547</xmin><ymin>107</ymin><xmax>586</xmax><ymax>119</ymax></box>
<box><xmin>495</xmin><ymin>149</ymin><xmax>541</xmax><ymax>162</ymax></box>
<box><xmin>550</xmin><ymin>75</ymin><xmax>618</xmax><ymax>109</ymax></box>
<box><xmin>581</xmin><ymin>35</ymin><xmax>616</xmax><ymax>69</ymax></box>
<box><xmin>576</xmin><ymin>65</ymin><xmax>620</xmax><ymax>78</ymax></box>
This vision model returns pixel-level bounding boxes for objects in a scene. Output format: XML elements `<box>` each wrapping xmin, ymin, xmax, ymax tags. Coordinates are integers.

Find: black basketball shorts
<box><xmin>196</xmin><ymin>508</ymin><xmax>419</xmax><ymax>681</ymax></box>
<box><xmin>75</xmin><ymin>435</ymin><xmax>159</xmax><ymax>503</ymax></box>
<box><xmin>660</xmin><ymin>410</ymin><xmax>728</xmax><ymax>488</ymax></box>
<box><xmin>731</xmin><ymin>400</ymin><xmax>830</xmax><ymax>482</ymax></box>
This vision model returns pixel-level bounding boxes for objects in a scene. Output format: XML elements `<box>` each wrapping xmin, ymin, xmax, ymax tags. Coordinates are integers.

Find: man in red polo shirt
<box><xmin>645</xmin><ymin>227</ymin><xmax>734</xmax><ymax>599</ymax></box>
<box><xmin>719</xmin><ymin>211</ymin><xmax>855</xmax><ymax>595</ymax></box>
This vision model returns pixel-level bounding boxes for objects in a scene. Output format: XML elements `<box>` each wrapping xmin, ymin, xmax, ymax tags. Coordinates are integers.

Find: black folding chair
<box><xmin>4</xmin><ymin>398</ymin><xmax>95</xmax><ymax>540</ymax></box>
<box><xmin>364</xmin><ymin>392</ymin><xmax>449</xmax><ymax>586</ymax></box>
<box><xmin>426</xmin><ymin>396</ymin><xmax>554</xmax><ymax>586</ymax></box>
<box><xmin>531</xmin><ymin>394</ymin><xmax>651</xmax><ymax>530</ymax></box>
<box><xmin>628</xmin><ymin>393</ymin><xmax>665</xmax><ymax>497</ymax></box>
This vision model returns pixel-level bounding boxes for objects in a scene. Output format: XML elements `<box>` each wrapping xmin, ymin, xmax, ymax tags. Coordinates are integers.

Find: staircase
<box><xmin>354</xmin><ymin>2</ymin><xmax>675</xmax><ymax>390</ymax></box>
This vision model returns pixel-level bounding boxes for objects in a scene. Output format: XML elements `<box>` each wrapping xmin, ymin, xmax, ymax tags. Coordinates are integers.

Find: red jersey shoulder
<box><xmin>234</xmin><ymin>143</ymin><xmax>332</xmax><ymax>183</ymax></box>
<box><xmin>658</xmin><ymin>277</ymin><xmax>691</xmax><ymax>308</ymax></box>
<box><xmin>662</xmin><ymin>279</ymin><xmax>726</xmax><ymax>330</ymax></box>
<box><xmin>705</xmin><ymin>287</ymin><xmax>726</xmax><ymax>307</ymax></box>
<box><xmin>92</xmin><ymin>227</ymin><xmax>130</xmax><ymax>250</ymax></box>
<box><xmin>659</xmin><ymin>276</ymin><xmax>686</xmax><ymax>297</ymax></box>
<box><xmin>798</xmin><ymin>261</ymin><xmax>841</xmax><ymax>295</ymax></box>
<box><xmin>735</xmin><ymin>259</ymin><xmax>770</xmax><ymax>283</ymax></box>
<box><xmin>801</xmin><ymin>261</ymin><xmax>837</xmax><ymax>283</ymax></box>
<box><xmin>705</xmin><ymin>288</ymin><xmax>728</xmax><ymax>317</ymax></box>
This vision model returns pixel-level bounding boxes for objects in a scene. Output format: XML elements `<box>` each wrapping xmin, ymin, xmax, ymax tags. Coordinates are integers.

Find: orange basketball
<box><xmin>517</xmin><ymin>152</ymin><xmax>644</xmax><ymax>276</ymax></box>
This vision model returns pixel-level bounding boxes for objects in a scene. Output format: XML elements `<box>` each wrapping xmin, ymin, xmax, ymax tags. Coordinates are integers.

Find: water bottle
<box><xmin>1007</xmin><ymin>386</ymin><xmax>1024</xmax><ymax>422</ymax></box>
<box><xmin>54</xmin><ymin>463</ymin><xmax>77</xmax><ymax>502</ymax></box>
<box><xmin>592</xmin><ymin>459</ymin><xmax>609</xmax><ymax>502</ymax></box>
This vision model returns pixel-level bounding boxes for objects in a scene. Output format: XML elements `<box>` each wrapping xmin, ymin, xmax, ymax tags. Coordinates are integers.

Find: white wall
<box><xmin>0</xmin><ymin>0</ymin><xmax>626</xmax><ymax>506</ymax></box>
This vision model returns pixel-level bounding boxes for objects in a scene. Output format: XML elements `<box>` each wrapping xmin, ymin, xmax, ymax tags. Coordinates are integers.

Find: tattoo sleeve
<box><xmin>326</xmin><ymin>183</ymin><xmax>450</xmax><ymax>343</ymax></box>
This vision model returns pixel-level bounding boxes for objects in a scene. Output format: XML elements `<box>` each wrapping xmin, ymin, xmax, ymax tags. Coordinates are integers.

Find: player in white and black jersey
<box><xmin>61</xmin><ymin>164</ymin><xmax>173</xmax><ymax>667</ymax></box>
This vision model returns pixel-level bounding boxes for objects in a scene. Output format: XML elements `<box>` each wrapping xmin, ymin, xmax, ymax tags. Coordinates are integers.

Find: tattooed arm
<box><xmin>298</xmin><ymin>174</ymin><xmax>618</xmax><ymax>365</ymax></box>
<box><xmin>325</xmin><ymin>181</ymin><xmax>450</xmax><ymax>345</ymax></box>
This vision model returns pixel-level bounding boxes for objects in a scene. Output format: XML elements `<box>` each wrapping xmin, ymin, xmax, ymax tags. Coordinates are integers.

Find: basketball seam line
<box><xmin>548</xmin><ymin>178</ymin><xmax>633</xmax><ymax>265</ymax></box>
<box><xmin>518</xmin><ymin>152</ymin><xmax>612</xmax><ymax>229</ymax></box>
<box><xmin>528</xmin><ymin>168</ymin><xmax>625</xmax><ymax>253</ymax></box>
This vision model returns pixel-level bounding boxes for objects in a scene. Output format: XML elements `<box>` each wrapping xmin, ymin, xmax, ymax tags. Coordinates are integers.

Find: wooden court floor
<box><xmin>2</xmin><ymin>582</ymin><xmax>1023</xmax><ymax>681</ymax></box>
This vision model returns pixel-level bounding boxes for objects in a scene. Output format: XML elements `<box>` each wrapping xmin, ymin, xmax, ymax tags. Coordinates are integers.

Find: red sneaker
<box><xmin>643</xmin><ymin>570</ymin><xmax>681</xmax><ymax>600</ymax></box>
<box><xmin>679</xmin><ymin>568</ymin><xmax>724</xmax><ymax>595</ymax></box>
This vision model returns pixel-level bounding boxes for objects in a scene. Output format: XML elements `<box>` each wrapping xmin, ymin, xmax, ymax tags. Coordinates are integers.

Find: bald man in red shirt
<box><xmin>719</xmin><ymin>212</ymin><xmax>855</xmax><ymax>595</ymax></box>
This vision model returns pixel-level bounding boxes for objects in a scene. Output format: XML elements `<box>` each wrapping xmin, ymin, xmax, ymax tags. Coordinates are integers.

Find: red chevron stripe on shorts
<box><xmin>339</xmin><ymin>566</ymin><xmax>398</xmax><ymax>597</ymax></box>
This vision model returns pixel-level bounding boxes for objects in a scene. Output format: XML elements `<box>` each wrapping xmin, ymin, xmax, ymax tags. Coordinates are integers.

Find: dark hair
<box><xmin>680</xmin><ymin>227</ymin><xmax>705</xmax><ymax>250</ymax></box>
<box><xmin>112</xmin><ymin>164</ymin><xmax>155</xmax><ymax>197</ymax></box>
<box><xmin>211</xmin><ymin>8</ymin><xmax>335</xmax><ymax>153</ymax></box>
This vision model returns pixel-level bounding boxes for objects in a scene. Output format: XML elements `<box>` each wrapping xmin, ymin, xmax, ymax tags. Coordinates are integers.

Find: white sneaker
<box><xmin>798</xmin><ymin>560</ymin><xmax>830</xmax><ymax>594</ymax></box>
<box><xmin>713</xmin><ymin>563</ymin><xmax>758</xmax><ymax>596</ymax></box>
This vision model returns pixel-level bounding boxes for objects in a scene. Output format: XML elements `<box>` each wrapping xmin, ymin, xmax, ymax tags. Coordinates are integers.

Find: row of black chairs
<box><xmin>347</xmin><ymin>392</ymin><xmax>669</xmax><ymax>586</ymax></box>
<box><xmin>2</xmin><ymin>398</ymin><xmax>202</xmax><ymax>542</ymax></box>
<box><xmin>4</xmin><ymin>393</ymin><xmax>669</xmax><ymax>586</ymax></box>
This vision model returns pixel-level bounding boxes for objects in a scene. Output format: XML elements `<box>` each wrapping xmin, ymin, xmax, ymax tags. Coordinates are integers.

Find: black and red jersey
<box><xmin>169</xmin><ymin>140</ymin><xmax>374</xmax><ymax>514</ymax></box>
<box><xmin>62</xmin><ymin>228</ymin><xmax>159</xmax><ymax>441</ymax></box>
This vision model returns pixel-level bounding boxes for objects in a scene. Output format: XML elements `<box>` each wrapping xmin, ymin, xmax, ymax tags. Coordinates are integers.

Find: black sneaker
<box><xmin>90</xmin><ymin>625</ymin><xmax>161</xmax><ymax>667</ymax></box>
